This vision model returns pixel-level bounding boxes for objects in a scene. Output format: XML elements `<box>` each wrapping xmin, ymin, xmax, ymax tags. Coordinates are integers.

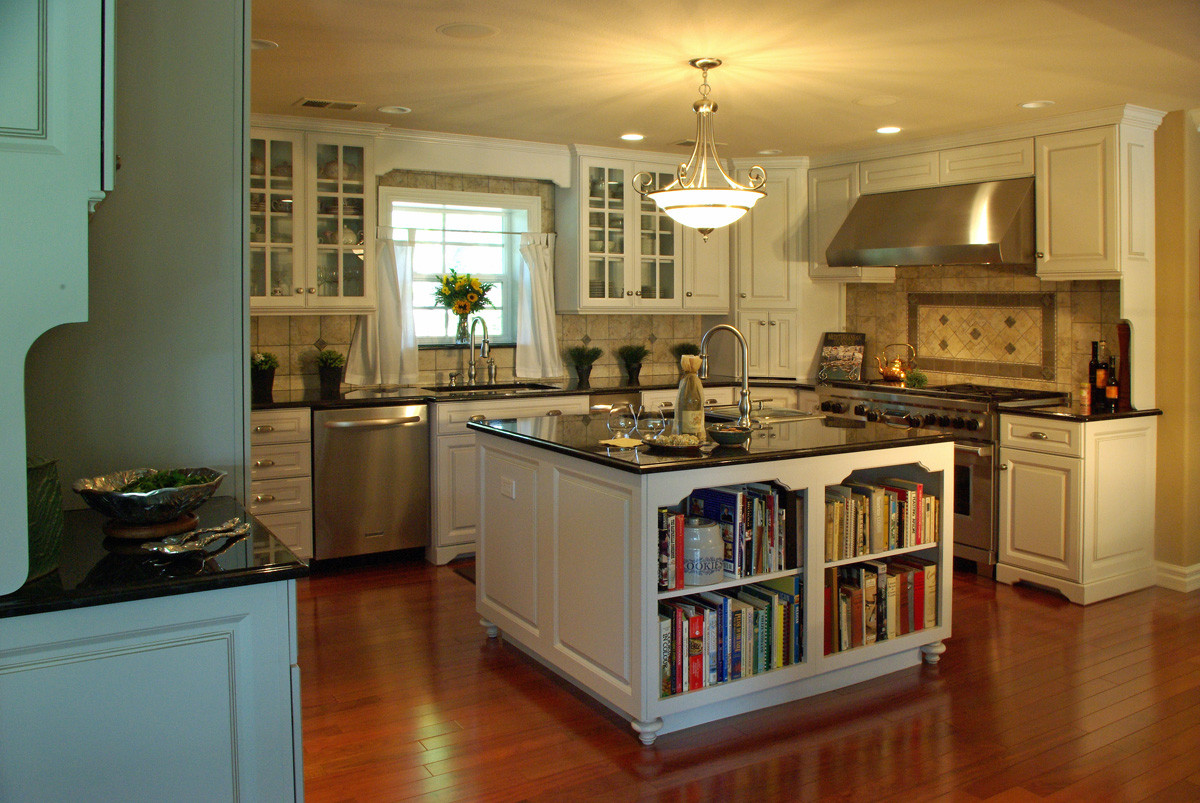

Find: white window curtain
<box><xmin>345</xmin><ymin>227</ymin><xmax>419</xmax><ymax>386</ymax></box>
<box><xmin>516</xmin><ymin>233</ymin><xmax>565</xmax><ymax>379</ymax></box>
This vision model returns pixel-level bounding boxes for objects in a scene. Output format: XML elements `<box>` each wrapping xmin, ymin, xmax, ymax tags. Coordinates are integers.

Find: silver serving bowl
<box><xmin>72</xmin><ymin>468</ymin><xmax>226</xmax><ymax>525</ymax></box>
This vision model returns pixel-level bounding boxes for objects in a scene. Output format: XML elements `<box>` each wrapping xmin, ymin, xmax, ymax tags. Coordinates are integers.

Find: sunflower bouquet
<box><xmin>433</xmin><ymin>269</ymin><xmax>493</xmax><ymax>316</ymax></box>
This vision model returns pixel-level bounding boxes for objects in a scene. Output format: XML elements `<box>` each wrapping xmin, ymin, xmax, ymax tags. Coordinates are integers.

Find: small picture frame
<box><xmin>818</xmin><ymin>332</ymin><xmax>866</xmax><ymax>382</ymax></box>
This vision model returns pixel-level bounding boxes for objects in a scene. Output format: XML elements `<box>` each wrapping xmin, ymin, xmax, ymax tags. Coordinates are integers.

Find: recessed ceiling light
<box><xmin>1020</xmin><ymin>100</ymin><xmax>1056</xmax><ymax>109</ymax></box>
<box><xmin>377</xmin><ymin>105</ymin><xmax>412</xmax><ymax>115</ymax></box>
<box><xmin>620</xmin><ymin>133</ymin><xmax>644</xmax><ymax>142</ymax></box>
<box><xmin>250</xmin><ymin>39</ymin><xmax>279</xmax><ymax>50</ymax></box>
<box><xmin>876</xmin><ymin>126</ymin><xmax>902</xmax><ymax>134</ymax></box>
<box><xmin>856</xmin><ymin>95</ymin><xmax>899</xmax><ymax>107</ymax></box>
<box><xmin>436</xmin><ymin>22</ymin><xmax>498</xmax><ymax>39</ymax></box>
<box><xmin>757</xmin><ymin>149</ymin><xmax>783</xmax><ymax>156</ymax></box>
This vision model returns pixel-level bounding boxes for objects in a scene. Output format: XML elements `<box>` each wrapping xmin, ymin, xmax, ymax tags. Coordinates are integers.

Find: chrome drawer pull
<box><xmin>254</xmin><ymin>459</ymin><xmax>276</xmax><ymax>468</ymax></box>
<box><xmin>1028</xmin><ymin>431</ymin><xmax>1049</xmax><ymax>440</ymax></box>
<box><xmin>468</xmin><ymin>414</ymin><xmax>488</xmax><ymax>423</ymax></box>
<box><xmin>254</xmin><ymin>494</ymin><xmax>276</xmax><ymax>503</ymax></box>
<box><xmin>253</xmin><ymin>424</ymin><xmax>275</xmax><ymax>433</ymax></box>
<box><xmin>658</xmin><ymin>401</ymin><xmax>673</xmax><ymax>409</ymax></box>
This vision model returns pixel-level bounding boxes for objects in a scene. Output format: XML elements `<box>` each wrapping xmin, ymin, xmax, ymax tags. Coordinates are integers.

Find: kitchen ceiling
<box><xmin>251</xmin><ymin>0</ymin><xmax>1200</xmax><ymax>158</ymax></box>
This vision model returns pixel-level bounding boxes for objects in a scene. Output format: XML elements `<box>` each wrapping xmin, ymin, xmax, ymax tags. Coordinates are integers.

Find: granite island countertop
<box><xmin>468</xmin><ymin>412</ymin><xmax>955</xmax><ymax>475</ymax></box>
<box><xmin>0</xmin><ymin>496</ymin><xmax>307</xmax><ymax>618</ymax></box>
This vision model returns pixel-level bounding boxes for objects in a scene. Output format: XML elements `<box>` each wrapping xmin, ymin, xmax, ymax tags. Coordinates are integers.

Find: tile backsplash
<box><xmin>846</xmin><ymin>263</ymin><xmax>1122</xmax><ymax>393</ymax></box>
<box><xmin>250</xmin><ymin>313</ymin><xmax>704</xmax><ymax>391</ymax></box>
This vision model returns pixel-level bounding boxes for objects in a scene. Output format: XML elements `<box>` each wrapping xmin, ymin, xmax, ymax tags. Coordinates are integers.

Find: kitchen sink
<box><xmin>423</xmin><ymin>381</ymin><xmax>561</xmax><ymax>395</ymax></box>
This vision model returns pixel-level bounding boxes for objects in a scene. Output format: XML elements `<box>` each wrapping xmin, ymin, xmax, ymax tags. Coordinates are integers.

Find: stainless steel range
<box><xmin>816</xmin><ymin>381</ymin><xmax>1068</xmax><ymax>570</ymax></box>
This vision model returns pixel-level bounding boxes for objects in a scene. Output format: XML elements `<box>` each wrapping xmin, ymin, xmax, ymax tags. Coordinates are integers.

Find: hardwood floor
<box><xmin>297</xmin><ymin>559</ymin><xmax>1200</xmax><ymax>802</ymax></box>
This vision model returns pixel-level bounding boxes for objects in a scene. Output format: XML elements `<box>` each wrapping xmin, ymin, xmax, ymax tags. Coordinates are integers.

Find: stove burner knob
<box><xmin>937</xmin><ymin>415</ymin><xmax>951</xmax><ymax>427</ymax></box>
<box><xmin>923</xmin><ymin>413</ymin><xmax>938</xmax><ymax>425</ymax></box>
<box><xmin>853</xmin><ymin>404</ymin><xmax>868</xmax><ymax>417</ymax></box>
<box><xmin>820</xmin><ymin>401</ymin><xmax>845</xmax><ymax>414</ymax></box>
<box><xmin>865</xmin><ymin>409</ymin><xmax>879</xmax><ymax>422</ymax></box>
<box><xmin>905</xmin><ymin>415</ymin><xmax>922</xmax><ymax>428</ymax></box>
<box><xmin>951</xmin><ymin>417</ymin><xmax>966</xmax><ymax>429</ymax></box>
<box><xmin>965</xmin><ymin>418</ymin><xmax>981</xmax><ymax>431</ymax></box>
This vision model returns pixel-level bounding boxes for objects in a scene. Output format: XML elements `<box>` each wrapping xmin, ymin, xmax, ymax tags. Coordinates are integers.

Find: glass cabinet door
<box><xmin>249</xmin><ymin>132</ymin><xmax>302</xmax><ymax>308</ymax></box>
<box><xmin>585</xmin><ymin>164</ymin><xmax>626</xmax><ymax>302</ymax></box>
<box><xmin>312</xmin><ymin>141</ymin><xmax>367</xmax><ymax>303</ymax></box>
<box><xmin>635</xmin><ymin>168</ymin><xmax>678</xmax><ymax>306</ymax></box>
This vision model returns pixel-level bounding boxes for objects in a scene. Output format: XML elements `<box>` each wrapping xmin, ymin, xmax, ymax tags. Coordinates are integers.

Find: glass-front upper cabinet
<box><xmin>249</xmin><ymin>131</ymin><xmax>303</xmax><ymax>310</ymax></box>
<box><xmin>586</xmin><ymin>164</ymin><xmax>626</xmax><ymax>302</ymax></box>
<box><xmin>636</xmin><ymin>167</ymin><xmax>677</xmax><ymax>306</ymax></box>
<box><xmin>249</xmin><ymin>127</ymin><xmax>375</xmax><ymax>314</ymax></box>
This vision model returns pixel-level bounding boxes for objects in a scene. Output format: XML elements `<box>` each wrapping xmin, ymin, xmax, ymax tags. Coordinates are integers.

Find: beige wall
<box><xmin>1154</xmin><ymin>110</ymin><xmax>1200</xmax><ymax>568</ymax></box>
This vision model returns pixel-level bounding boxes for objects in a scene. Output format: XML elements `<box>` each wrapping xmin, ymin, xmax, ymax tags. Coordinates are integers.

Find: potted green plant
<box><xmin>250</xmin><ymin>351</ymin><xmax>279</xmax><ymax>404</ymax></box>
<box><xmin>316</xmin><ymin>349</ymin><xmax>346</xmax><ymax>398</ymax></box>
<box><xmin>616</xmin><ymin>343</ymin><xmax>650</xmax><ymax>386</ymax></box>
<box><xmin>671</xmin><ymin>342</ymin><xmax>700</xmax><ymax>375</ymax></box>
<box><xmin>565</xmin><ymin>345</ymin><xmax>602</xmax><ymax>389</ymax></box>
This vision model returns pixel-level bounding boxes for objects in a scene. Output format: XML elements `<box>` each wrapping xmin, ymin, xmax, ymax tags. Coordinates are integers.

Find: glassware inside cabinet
<box><xmin>271</xmin><ymin>250</ymin><xmax>294</xmax><ymax>297</ymax></box>
<box><xmin>608</xmin><ymin>258</ymin><xmax>624</xmax><ymax>298</ymax></box>
<box><xmin>315</xmin><ymin>250</ymin><xmax>339</xmax><ymax>296</ymax></box>
<box><xmin>342</xmin><ymin>252</ymin><xmax>365</xmax><ymax>297</ymax></box>
<box><xmin>250</xmin><ymin>250</ymin><xmax>266</xmax><ymax>297</ymax></box>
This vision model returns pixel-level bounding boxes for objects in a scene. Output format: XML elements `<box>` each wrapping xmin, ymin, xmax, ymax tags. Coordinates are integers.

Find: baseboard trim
<box><xmin>1155</xmin><ymin>561</ymin><xmax>1200</xmax><ymax>592</ymax></box>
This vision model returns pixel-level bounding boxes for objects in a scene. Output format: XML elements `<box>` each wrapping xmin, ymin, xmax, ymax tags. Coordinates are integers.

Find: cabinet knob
<box><xmin>999</xmin><ymin>463</ymin><xmax>1009</xmax><ymax>471</ymax></box>
<box><xmin>308</xmin><ymin>287</ymin><xmax>317</xmax><ymax>294</ymax></box>
<box><xmin>759</xmin><ymin>320</ymin><xmax>767</xmax><ymax>326</ymax></box>
<box><xmin>626</xmin><ymin>290</ymin><xmax>633</xmax><ymax>296</ymax></box>
<box><xmin>769</xmin><ymin>320</ymin><xmax>777</xmax><ymax>326</ymax></box>
<box><xmin>635</xmin><ymin>290</ymin><xmax>642</xmax><ymax>296</ymax></box>
<box><xmin>740</xmin><ymin>292</ymin><xmax>747</xmax><ymax>298</ymax></box>
<box><xmin>1035</xmin><ymin>251</ymin><xmax>1045</xmax><ymax>259</ymax></box>
<box><xmin>295</xmin><ymin>287</ymin><xmax>304</xmax><ymax>295</ymax></box>
<box><xmin>685</xmin><ymin>291</ymin><xmax>693</xmax><ymax>297</ymax></box>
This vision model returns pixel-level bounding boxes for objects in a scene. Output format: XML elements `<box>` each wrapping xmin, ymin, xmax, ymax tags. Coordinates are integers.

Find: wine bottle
<box><xmin>1105</xmin><ymin>356</ymin><xmax>1120</xmax><ymax>414</ymax></box>
<box><xmin>675</xmin><ymin>355</ymin><xmax>705</xmax><ymax>439</ymax></box>
<box><xmin>1092</xmin><ymin>340</ymin><xmax>1109</xmax><ymax>414</ymax></box>
<box><xmin>1087</xmin><ymin>341</ymin><xmax>1100</xmax><ymax>414</ymax></box>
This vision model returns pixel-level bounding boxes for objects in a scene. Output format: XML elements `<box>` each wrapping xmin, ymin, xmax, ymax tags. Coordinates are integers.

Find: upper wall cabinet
<box><xmin>1034</xmin><ymin>124</ymin><xmax>1155</xmax><ymax>281</ymax></box>
<box><xmin>735</xmin><ymin>171</ymin><xmax>800</xmax><ymax>306</ymax></box>
<box><xmin>858</xmin><ymin>152</ymin><xmax>939</xmax><ymax>194</ymax></box>
<box><xmin>807</xmin><ymin>164</ymin><xmax>895</xmax><ymax>283</ymax></box>
<box><xmin>250</xmin><ymin>128</ymin><xmax>376</xmax><ymax>314</ymax></box>
<box><xmin>554</xmin><ymin>148</ymin><xmax>730</xmax><ymax>314</ymax></box>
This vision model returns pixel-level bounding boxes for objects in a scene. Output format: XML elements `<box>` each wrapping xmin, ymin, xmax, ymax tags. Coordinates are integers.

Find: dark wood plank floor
<box><xmin>297</xmin><ymin>559</ymin><xmax>1200</xmax><ymax>802</ymax></box>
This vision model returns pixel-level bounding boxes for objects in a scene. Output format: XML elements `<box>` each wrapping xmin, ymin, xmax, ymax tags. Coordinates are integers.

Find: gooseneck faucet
<box><xmin>699</xmin><ymin>323</ymin><xmax>752</xmax><ymax>428</ymax></box>
<box><xmin>467</xmin><ymin>316</ymin><xmax>491</xmax><ymax>385</ymax></box>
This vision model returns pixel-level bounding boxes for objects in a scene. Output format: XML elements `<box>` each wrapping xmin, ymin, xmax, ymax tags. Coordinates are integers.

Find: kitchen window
<box><xmin>380</xmin><ymin>188</ymin><xmax>541</xmax><ymax>345</ymax></box>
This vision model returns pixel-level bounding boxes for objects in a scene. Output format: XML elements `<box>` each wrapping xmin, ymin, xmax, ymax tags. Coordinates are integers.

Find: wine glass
<box><xmin>606</xmin><ymin>403</ymin><xmax>637</xmax><ymax>442</ymax></box>
<box><xmin>637</xmin><ymin>404</ymin><xmax>667</xmax><ymax>440</ymax></box>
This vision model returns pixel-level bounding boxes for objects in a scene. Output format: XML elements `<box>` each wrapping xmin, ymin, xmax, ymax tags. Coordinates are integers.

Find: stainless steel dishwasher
<box><xmin>312</xmin><ymin>404</ymin><xmax>429</xmax><ymax>559</ymax></box>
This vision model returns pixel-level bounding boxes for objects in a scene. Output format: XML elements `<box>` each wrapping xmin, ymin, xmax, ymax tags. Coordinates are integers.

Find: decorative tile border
<box><xmin>908</xmin><ymin>292</ymin><xmax>1057</xmax><ymax>380</ymax></box>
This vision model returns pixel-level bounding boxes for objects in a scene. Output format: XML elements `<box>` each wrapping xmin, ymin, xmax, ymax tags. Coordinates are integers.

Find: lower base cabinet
<box><xmin>474</xmin><ymin>430</ymin><xmax>953</xmax><ymax>743</ymax></box>
<box><xmin>0</xmin><ymin>580</ymin><xmax>302</xmax><ymax>800</ymax></box>
<box><xmin>996</xmin><ymin>412</ymin><xmax>1158</xmax><ymax>604</ymax></box>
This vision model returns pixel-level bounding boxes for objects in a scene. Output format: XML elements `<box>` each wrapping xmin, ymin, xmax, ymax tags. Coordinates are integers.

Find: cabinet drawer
<box><xmin>254</xmin><ymin>510</ymin><xmax>313</xmax><ymax>561</ymax></box>
<box><xmin>434</xmin><ymin>396</ymin><xmax>588</xmax><ymax>435</ymax></box>
<box><xmin>640</xmin><ymin>386</ymin><xmax>734</xmax><ymax>412</ymax></box>
<box><xmin>250</xmin><ymin>408</ymin><xmax>311</xmax><ymax>445</ymax></box>
<box><xmin>249</xmin><ymin>476</ymin><xmax>313</xmax><ymax>515</ymax></box>
<box><xmin>1000</xmin><ymin>416</ymin><xmax>1082</xmax><ymax>457</ymax></box>
<box><xmin>251</xmin><ymin>441</ymin><xmax>311</xmax><ymax>482</ymax></box>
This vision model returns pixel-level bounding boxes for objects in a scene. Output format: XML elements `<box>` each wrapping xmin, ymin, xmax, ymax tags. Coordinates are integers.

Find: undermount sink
<box><xmin>423</xmin><ymin>381</ymin><xmax>560</xmax><ymax>394</ymax></box>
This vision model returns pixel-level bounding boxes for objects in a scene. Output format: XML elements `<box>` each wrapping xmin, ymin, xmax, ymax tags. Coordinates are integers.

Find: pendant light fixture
<box><xmin>634</xmin><ymin>58</ymin><xmax>766</xmax><ymax>241</ymax></box>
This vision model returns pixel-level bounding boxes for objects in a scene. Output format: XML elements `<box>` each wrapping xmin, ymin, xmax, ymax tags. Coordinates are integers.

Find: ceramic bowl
<box><xmin>72</xmin><ymin>468</ymin><xmax>226</xmax><ymax>524</ymax></box>
<box><xmin>706</xmin><ymin>423</ymin><xmax>752</xmax><ymax>446</ymax></box>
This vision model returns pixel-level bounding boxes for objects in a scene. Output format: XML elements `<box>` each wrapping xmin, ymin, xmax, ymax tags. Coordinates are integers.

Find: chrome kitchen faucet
<box><xmin>699</xmin><ymin>323</ymin><xmax>752</xmax><ymax>428</ymax></box>
<box><xmin>467</xmin><ymin>316</ymin><xmax>491</xmax><ymax>385</ymax></box>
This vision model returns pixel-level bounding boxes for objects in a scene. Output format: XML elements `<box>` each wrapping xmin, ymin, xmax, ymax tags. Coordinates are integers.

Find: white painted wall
<box><xmin>24</xmin><ymin>0</ymin><xmax>247</xmax><ymax>510</ymax></box>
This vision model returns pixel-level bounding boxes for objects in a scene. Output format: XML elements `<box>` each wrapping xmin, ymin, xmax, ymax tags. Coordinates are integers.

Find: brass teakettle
<box><xmin>875</xmin><ymin>343</ymin><xmax>916</xmax><ymax>383</ymax></box>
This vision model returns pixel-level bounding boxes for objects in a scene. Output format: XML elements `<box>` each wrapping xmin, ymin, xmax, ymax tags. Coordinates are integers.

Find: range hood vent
<box><xmin>826</xmin><ymin>177</ymin><xmax>1035</xmax><ymax>268</ymax></box>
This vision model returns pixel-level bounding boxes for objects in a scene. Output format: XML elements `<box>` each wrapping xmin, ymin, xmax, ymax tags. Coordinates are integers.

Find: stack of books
<box><xmin>823</xmin><ymin>555</ymin><xmax>938</xmax><ymax>655</ymax></box>
<box><xmin>823</xmin><ymin>478</ymin><xmax>939</xmax><ymax>561</ymax></box>
<box><xmin>658</xmin><ymin>575</ymin><xmax>803</xmax><ymax>698</ymax></box>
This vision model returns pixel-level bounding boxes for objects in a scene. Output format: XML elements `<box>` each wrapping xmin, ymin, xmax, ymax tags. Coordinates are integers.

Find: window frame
<box><xmin>378</xmin><ymin>186</ymin><xmax>542</xmax><ymax>346</ymax></box>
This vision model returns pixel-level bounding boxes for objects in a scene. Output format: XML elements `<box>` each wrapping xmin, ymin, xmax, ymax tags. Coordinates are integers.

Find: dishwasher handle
<box><xmin>323</xmin><ymin>415</ymin><xmax>422</xmax><ymax>430</ymax></box>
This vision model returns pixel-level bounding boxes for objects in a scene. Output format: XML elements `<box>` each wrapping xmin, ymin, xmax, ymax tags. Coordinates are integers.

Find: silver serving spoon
<box><xmin>158</xmin><ymin>518</ymin><xmax>241</xmax><ymax>546</ymax></box>
<box><xmin>143</xmin><ymin>523</ymin><xmax>251</xmax><ymax>555</ymax></box>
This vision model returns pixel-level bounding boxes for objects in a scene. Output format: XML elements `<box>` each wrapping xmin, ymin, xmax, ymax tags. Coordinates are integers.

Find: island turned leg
<box><xmin>631</xmin><ymin>718</ymin><xmax>663</xmax><ymax>746</ymax></box>
<box><xmin>921</xmin><ymin>641</ymin><xmax>947</xmax><ymax>664</ymax></box>
<box><xmin>480</xmin><ymin>618</ymin><xmax>499</xmax><ymax>639</ymax></box>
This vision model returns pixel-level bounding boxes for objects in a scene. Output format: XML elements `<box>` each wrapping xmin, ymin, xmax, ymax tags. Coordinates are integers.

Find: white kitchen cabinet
<box><xmin>748</xmin><ymin>385</ymin><xmax>800</xmax><ymax>410</ymax></box>
<box><xmin>639</xmin><ymin>385</ymin><xmax>734</xmax><ymax>414</ymax></box>
<box><xmin>734</xmin><ymin>172</ymin><xmax>799</xmax><ymax>306</ymax></box>
<box><xmin>1033</xmin><ymin>122</ymin><xmax>1155</xmax><ymax>281</ymax></box>
<box><xmin>939</xmin><ymin>139</ymin><xmax>1034</xmax><ymax>184</ymax></box>
<box><xmin>858</xmin><ymin>152</ymin><xmax>939</xmax><ymax>194</ymax></box>
<box><xmin>682</xmin><ymin>223</ymin><xmax>731</xmax><ymax>312</ymax></box>
<box><xmin>429</xmin><ymin>395</ymin><xmax>589</xmax><ymax>564</ymax></box>
<box><xmin>0</xmin><ymin>0</ymin><xmax>113</xmax><ymax>594</ymax></box>
<box><xmin>250</xmin><ymin>127</ymin><xmax>376</xmax><ymax>313</ymax></box>
<box><xmin>250</xmin><ymin>407</ymin><xmax>313</xmax><ymax>560</ymax></box>
<box><xmin>0</xmin><ymin>579</ymin><xmax>302</xmax><ymax>801</ymax></box>
<box><xmin>996</xmin><ymin>412</ymin><xmax>1157</xmax><ymax>604</ymax></box>
<box><xmin>806</xmin><ymin>163</ymin><xmax>895</xmax><ymax>283</ymax></box>
<box><xmin>738</xmin><ymin>309</ymin><xmax>798</xmax><ymax>379</ymax></box>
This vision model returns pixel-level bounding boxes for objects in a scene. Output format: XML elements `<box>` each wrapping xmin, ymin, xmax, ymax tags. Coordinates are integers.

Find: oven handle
<box><xmin>954</xmin><ymin>444</ymin><xmax>993</xmax><ymax>458</ymax></box>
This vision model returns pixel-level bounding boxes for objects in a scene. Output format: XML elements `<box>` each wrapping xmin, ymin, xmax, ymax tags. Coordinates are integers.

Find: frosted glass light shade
<box><xmin>648</xmin><ymin>188</ymin><xmax>766</xmax><ymax>230</ymax></box>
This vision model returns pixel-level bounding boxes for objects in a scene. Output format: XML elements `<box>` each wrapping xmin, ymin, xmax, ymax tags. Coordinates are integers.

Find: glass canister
<box><xmin>683</xmin><ymin>516</ymin><xmax>723</xmax><ymax>586</ymax></box>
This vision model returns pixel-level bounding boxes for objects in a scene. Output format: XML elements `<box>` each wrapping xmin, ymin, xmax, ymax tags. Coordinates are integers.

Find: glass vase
<box><xmin>455</xmin><ymin>313</ymin><xmax>470</xmax><ymax>344</ymax></box>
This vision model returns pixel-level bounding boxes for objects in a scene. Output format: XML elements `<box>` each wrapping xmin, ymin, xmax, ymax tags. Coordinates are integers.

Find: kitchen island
<box><xmin>0</xmin><ymin>497</ymin><xmax>306</xmax><ymax>800</ymax></box>
<box><xmin>469</xmin><ymin>413</ymin><xmax>955</xmax><ymax>743</ymax></box>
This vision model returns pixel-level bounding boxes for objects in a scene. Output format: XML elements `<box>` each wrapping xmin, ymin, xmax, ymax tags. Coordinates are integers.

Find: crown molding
<box><xmin>808</xmin><ymin>104</ymin><xmax>1168</xmax><ymax>168</ymax></box>
<box><xmin>249</xmin><ymin>113</ymin><xmax>391</xmax><ymax>137</ymax></box>
<box><xmin>383</xmin><ymin>128</ymin><xmax>570</xmax><ymax>161</ymax></box>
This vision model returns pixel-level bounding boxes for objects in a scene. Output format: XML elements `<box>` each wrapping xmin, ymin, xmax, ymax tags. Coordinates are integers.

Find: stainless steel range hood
<box><xmin>826</xmin><ymin>177</ymin><xmax>1035</xmax><ymax>267</ymax></box>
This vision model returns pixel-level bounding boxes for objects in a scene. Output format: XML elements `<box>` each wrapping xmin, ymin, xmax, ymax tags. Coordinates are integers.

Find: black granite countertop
<box><xmin>997</xmin><ymin>404</ymin><xmax>1163</xmax><ymax>422</ymax></box>
<box><xmin>250</xmin><ymin>374</ymin><xmax>804</xmax><ymax>410</ymax></box>
<box><xmin>468</xmin><ymin>413</ymin><xmax>954</xmax><ymax>474</ymax></box>
<box><xmin>0</xmin><ymin>496</ymin><xmax>308</xmax><ymax>619</ymax></box>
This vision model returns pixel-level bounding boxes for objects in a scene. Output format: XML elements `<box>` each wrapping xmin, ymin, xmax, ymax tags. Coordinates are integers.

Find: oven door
<box><xmin>953</xmin><ymin>443</ymin><xmax>996</xmax><ymax>568</ymax></box>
